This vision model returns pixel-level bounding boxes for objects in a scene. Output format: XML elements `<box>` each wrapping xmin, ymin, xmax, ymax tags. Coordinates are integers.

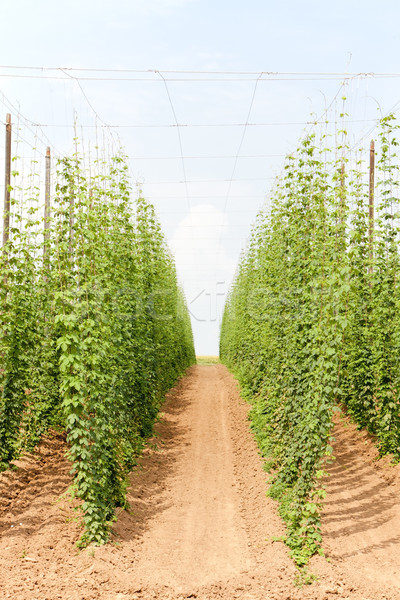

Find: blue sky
<box><xmin>1</xmin><ymin>0</ymin><xmax>400</xmax><ymax>353</ymax></box>
<box><xmin>2</xmin><ymin>0</ymin><xmax>399</xmax><ymax>72</ymax></box>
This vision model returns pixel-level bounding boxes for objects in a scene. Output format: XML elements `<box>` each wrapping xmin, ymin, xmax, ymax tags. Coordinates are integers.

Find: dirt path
<box><xmin>1</xmin><ymin>365</ymin><xmax>400</xmax><ymax>599</ymax></box>
<box><xmin>131</xmin><ymin>365</ymin><xmax>251</xmax><ymax>588</ymax></box>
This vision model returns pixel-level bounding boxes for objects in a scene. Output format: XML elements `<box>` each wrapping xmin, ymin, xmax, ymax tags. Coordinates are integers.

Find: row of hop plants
<box><xmin>220</xmin><ymin>110</ymin><xmax>400</xmax><ymax>569</ymax></box>
<box><xmin>0</xmin><ymin>139</ymin><xmax>195</xmax><ymax>545</ymax></box>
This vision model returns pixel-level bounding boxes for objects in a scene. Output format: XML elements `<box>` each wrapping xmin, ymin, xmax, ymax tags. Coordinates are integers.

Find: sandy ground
<box><xmin>1</xmin><ymin>364</ymin><xmax>400</xmax><ymax>599</ymax></box>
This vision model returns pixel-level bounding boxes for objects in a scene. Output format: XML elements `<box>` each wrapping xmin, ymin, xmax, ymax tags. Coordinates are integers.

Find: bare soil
<box><xmin>1</xmin><ymin>364</ymin><xmax>400</xmax><ymax>599</ymax></box>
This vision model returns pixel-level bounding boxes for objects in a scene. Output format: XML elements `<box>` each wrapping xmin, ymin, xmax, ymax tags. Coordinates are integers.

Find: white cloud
<box><xmin>170</xmin><ymin>204</ymin><xmax>237</xmax><ymax>355</ymax></box>
<box><xmin>170</xmin><ymin>203</ymin><xmax>236</xmax><ymax>287</ymax></box>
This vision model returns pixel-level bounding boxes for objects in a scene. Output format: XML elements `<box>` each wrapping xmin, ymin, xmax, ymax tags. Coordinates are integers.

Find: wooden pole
<box><xmin>69</xmin><ymin>194</ymin><xmax>74</xmax><ymax>257</ymax></box>
<box><xmin>369</xmin><ymin>140</ymin><xmax>375</xmax><ymax>274</ymax></box>
<box><xmin>2</xmin><ymin>113</ymin><xmax>11</xmax><ymax>249</ymax></box>
<box><xmin>341</xmin><ymin>162</ymin><xmax>345</xmax><ymax>188</ymax></box>
<box><xmin>340</xmin><ymin>162</ymin><xmax>345</xmax><ymax>225</ymax></box>
<box><xmin>43</xmin><ymin>146</ymin><xmax>51</xmax><ymax>261</ymax></box>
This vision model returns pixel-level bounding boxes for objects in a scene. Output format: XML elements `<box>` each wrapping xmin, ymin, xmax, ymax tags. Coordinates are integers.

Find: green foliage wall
<box><xmin>0</xmin><ymin>144</ymin><xmax>195</xmax><ymax>544</ymax></box>
<box><xmin>341</xmin><ymin>114</ymin><xmax>400</xmax><ymax>455</ymax></box>
<box><xmin>220</xmin><ymin>113</ymin><xmax>400</xmax><ymax>566</ymax></box>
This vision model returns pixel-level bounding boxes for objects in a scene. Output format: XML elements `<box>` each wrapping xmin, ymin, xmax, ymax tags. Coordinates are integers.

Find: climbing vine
<box><xmin>221</xmin><ymin>111</ymin><xmax>400</xmax><ymax>568</ymax></box>
<box><xmin>0</xmin><ymin>138</ymin><xmax>195</xmax><ymax>544</ymax></box>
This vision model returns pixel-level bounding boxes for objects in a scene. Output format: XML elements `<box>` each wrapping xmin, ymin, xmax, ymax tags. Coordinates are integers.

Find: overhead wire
<box><xmin>142</xmin><ymin>177</ymin><xmax>275</xmax><ymax>184</ymax></box>
<box><xmin>15</xmin><ymin>118</ymin><xmax>378</xmax><ymax>129</ymax></box>
<box><xmin>155</xmin><ymin>70</ymin><xmax>190</xmax><ymax>210</ymax></box>
<box><xmin>155</xmin><ymin>69</ymin><xmax>201</xmax><ymax>293</ymax></box>
<box><xmin>208</xmin><ymin>72</ymin><xmax>263</xmax><ymax>298</ymax></box>
<box><xmin>0</xmin><ymin>88</ymin><xmax>62</xmax><ymax>157</ymax></box>
<box><xmin>3</xmin><ymin>66</ymin><xmax>400</xmax><ymax>320</ymax></box>
<box><xmin>0</xmin><ymin>66</ymin><xmax>388</xmax><ymax>74</ymax></box>
<box><xmin>59</xmin><ymin>67</ymin><xmax>121</xmax><ymax>156</ymax></box>
<box><xmin>223</xmin><ymin>73</ymin><xmax>263</xmax><ymax>213</ymax></box>
<box><xmin>0</xmin><ymin>67</ymin><xmax>399</xmax><ymax>83</ymax></box>
<box><xmin>127</xmin><ymin>154</ymin><xmax>285</xmax><ymax>160</ymax></box>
